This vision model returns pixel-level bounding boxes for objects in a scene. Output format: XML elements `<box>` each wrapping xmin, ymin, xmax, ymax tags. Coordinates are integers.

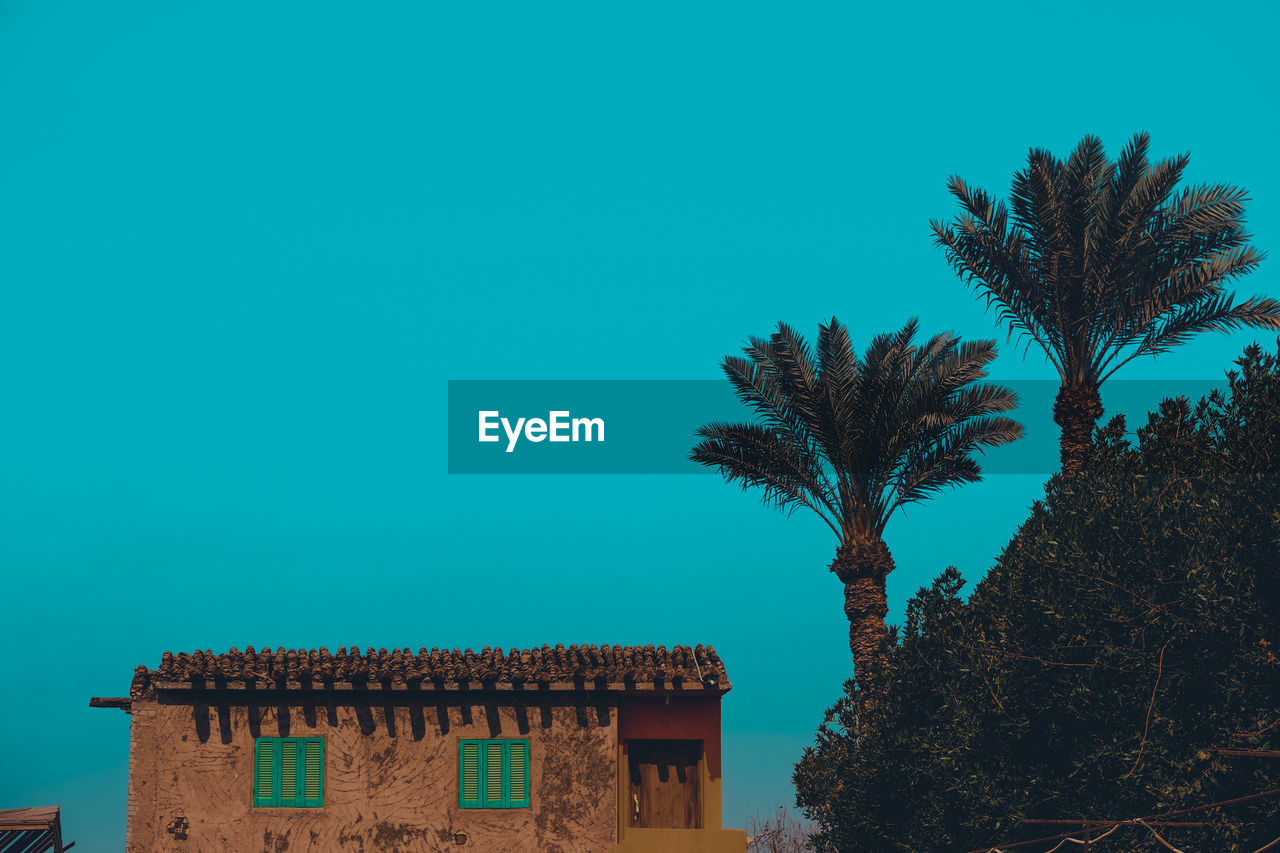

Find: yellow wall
<box><xmin>608</xmin><ymin>828</ymin><xmax>748</xmax><ymax>853</ymax></box>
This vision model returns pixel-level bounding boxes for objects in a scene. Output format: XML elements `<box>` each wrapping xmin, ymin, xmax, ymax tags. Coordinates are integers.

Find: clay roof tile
<box><xmin>140</xmin><ymin>643</ymin><xmax>729</xmax><ymax>692</ymax></box>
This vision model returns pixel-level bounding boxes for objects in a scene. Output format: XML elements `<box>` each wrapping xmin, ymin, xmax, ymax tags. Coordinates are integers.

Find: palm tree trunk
<box><xmin>1053</xmin><ymin>381</ymin><xmax>1104</xmax><ymax>476</ymax></box>
<box><xmin>843</xmin><ymin>575</ymin><xmax>888</xmax><ymax>676</ymax></box>
<box><xmin>830</xmin><ymin>538</ymin><xmax>895</xmax><ymax>682</ymax></box>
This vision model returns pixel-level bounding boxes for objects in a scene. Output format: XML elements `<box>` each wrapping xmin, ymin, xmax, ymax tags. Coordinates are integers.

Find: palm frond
<box><xmin>815</xmin><ymin>317</ymin><xmax>862</xmax><ymax>489</ymax></box>
<box><xmin>931</xmin><ymin>182</ymin><xmax>1063</xmax><ymax>372</ymax></box>
<box><xmin>1109</xmin><ymin>294</ymin><xmax>1280</xmax><ymax>379</ymax></box>
<box><xmin>1100</xmin><ymin>243</ymin><xmax>1267</xmax><ymax>371</ymax></box>
<box><xmin>692</xmin><ymin>320</ymin><xmax>1025</xmax><ymax>542</ymax></box>
<box><xmin>690</xmin><ymin>422</ymin><xmax>840</xmax><ymax>535</ymax></box>
<box><xmin>891</xmin><ymin>415</ymin><xmax>1024</xmax><ymax>511</ymax></box>
<box><xmin>934</xmin><ymin>132</ymin><xmax>1269</xmax><ymax>405</ymax></box>
<box><xmin>719</xmin><ymin>351</ymin><xmax>840</xmax><ymax>513</ymax></box>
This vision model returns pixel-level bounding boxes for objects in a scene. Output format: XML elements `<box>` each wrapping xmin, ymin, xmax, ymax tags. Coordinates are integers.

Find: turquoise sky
<box><xmin>2</xmin><ymin>2</ymin><xmax>1278</xmax><ymax>848</ymax></box>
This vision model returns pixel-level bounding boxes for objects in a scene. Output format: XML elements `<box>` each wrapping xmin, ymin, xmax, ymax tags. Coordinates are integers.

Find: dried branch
<box><xmin>1125</xmin><ymin>638</ymin><xmax>1172</xmax><ymax>778</ymax></box>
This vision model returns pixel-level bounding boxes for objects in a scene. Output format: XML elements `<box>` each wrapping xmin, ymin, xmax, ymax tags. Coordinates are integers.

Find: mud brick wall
<box><xmin>125</xmin><ymin>697</ymin><xmax>618</xmax><ymax>853</ymax></box>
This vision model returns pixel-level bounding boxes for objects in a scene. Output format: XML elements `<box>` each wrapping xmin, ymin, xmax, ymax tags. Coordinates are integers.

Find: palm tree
<box><xmin>691</xmin><ymin>318</ymin><xmax>1022</xmax><ymax>678</ymax></box>
<box><xmin>932</xmin><ymin>132</ymin><xmax>1280</xmax><ymax>475</ymax></box>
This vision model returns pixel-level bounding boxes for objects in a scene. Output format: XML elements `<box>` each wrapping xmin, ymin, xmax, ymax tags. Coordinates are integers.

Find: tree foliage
<box><xmin>691</xmin><ymin>318</ymin><xmax>1021</xmax><ymax>540</ymax></box>
<box><xmin>931</xmin><ymin>132</ymin><xmax>1280</xmax><ymax>474</ymax></box>
<box><xmin>691</xmin><ymin>318</ymin><xmax>1022</xmax><ymax>676</ymax></box>
<box><xmin>795</xmin><ymin>342</ymin><xmax>1280</xmax><ymax>852</ymax></box>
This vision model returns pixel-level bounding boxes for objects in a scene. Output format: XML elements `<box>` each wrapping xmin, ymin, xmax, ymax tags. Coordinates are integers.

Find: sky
<box><xmin>2</xmin><ymin>1</ymin><xmax>1279</xmax><ymax>849</ymax></box>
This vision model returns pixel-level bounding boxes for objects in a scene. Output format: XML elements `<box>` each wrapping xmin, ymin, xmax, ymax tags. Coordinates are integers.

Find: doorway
<box><xmin>626</xmin><ymin>739</ymin><xmax>702</xmax><ymax>829</ymax></box>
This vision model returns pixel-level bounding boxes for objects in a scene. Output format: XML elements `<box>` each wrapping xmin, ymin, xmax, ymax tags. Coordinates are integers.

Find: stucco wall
<box><xmin>126</xmin><ymin>695</ymin><xmax>618</xmax><ymax>852</ymax></box>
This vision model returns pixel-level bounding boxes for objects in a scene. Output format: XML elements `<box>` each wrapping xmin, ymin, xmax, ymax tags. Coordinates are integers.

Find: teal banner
<box><xmin>447</xmin><ymin>379</ymin><xmax>1228</xmax><ymax>475</ymax></box>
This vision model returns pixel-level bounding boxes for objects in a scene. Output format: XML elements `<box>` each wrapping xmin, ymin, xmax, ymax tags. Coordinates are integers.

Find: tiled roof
<box><xmin>0</xmin><ymin>806</ymin><xmax>64</xmax><ymax>853</ymax></box>
<box><xmin>132</xmin><ymin>644</ymin><xmax>728</xmax><ymax>695</ymax></box>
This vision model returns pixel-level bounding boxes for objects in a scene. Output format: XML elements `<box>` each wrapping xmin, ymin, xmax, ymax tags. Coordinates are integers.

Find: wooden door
<box><xmin>627</xmin><ymin>740</ymin><xmax>702</xmax><ymax>829</ymax></box>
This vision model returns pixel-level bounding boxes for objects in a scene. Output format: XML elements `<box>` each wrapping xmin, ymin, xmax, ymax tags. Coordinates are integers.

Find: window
<box><xmin>458</xmin><ymin>739</ymin><xmax>529</xmax><ymax>808</ymax></box>
<box><xmin>253</xmin><ymin>737</ymin><xmax>324</xmax><ymax>807</ymax></box>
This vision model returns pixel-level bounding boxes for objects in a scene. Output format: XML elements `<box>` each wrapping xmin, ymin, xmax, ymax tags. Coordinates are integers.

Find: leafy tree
<box><xmin>795</xmin><ymin>342</ymin><xmax>1280</xmax><ymax>852</ymax></box>
<box><xmin>932</xmin><ymin>132</ymin><xmax>1280</xmax><ymax>475</ymax></box>
<box><xmin>690</xmin><ymin>318</ymin><xmax>1021</xmax><ymax>679</ymax></box>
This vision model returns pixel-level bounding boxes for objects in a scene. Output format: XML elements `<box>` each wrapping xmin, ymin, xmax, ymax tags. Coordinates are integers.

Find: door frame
<box><xmin>618</xmin><ymin>737</ymin><xmax>706</xmax><ymax>836</ymax></box>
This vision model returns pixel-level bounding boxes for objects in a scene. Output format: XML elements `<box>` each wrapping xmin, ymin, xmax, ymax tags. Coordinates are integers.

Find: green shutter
<box><xmin>280</xmin><ymin>740</ymin><xmax>299</xmax><ymax>805</ymax></box>
<box><xmin>459</xmin><ymin>742</ymin><xmax>481</xmax><ymax>808</ymax></box>
<box><xmin>484</xmin><ymin>742</ymin><xmax>503</xmax><ymax>805</ymax></box>
<box><xmin>254</xmin><ymin>738</ymin><xmax>324</xmax><ymax>808</ymax></box>
<box><xmin>302</xmin><ymin>739</ymin><xmax>324</xmax><ymax>807</ymax></box>
<box><xmin>459</xmin><ymin>739</ymin><xmax>529</xmax><ymax>809</ymax></box>
<box><xmin>254</xmin><ymin>739</ymin><xmax>277</xmax><ymax>806</ymax></box>
<box><xmin>508</xmin><ymin>741</ymin><xmax>529</xmax><ymax>807</ymax></box>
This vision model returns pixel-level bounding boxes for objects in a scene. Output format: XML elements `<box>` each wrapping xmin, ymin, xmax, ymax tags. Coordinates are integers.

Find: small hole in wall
<box><xmin>453</xmin><ymin>831</ymin><xmax>468</xmax><ymax>845</ymax></box>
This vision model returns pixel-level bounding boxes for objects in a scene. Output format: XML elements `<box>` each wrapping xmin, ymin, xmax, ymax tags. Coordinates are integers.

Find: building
<box><xmin>0</xmin><ymin>805</ymin><xmax>71</xmax><ymax>852</ymax></box>
<box><xmin>91</xmin><ymin>644</ymin><xmax>747</xmax><ymax>852</ymax></box>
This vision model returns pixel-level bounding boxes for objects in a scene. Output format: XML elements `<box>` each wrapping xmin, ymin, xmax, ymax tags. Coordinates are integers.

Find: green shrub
<box><xmin>795</xmin><ymin>343</ymin><xmax>1280</xmax><ymax>852</ymax></box>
